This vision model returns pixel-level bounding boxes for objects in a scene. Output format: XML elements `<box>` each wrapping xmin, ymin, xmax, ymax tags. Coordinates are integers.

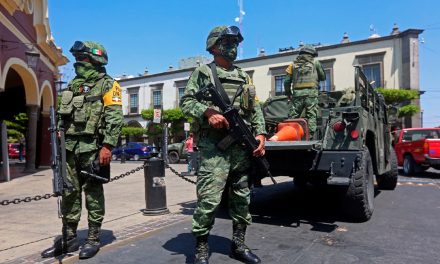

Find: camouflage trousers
<box><xmin>192</xmin><ymin>137</ymin><xmax>252</xmax><ymax>237</ymax></box>
<box><xmin>62</xmin><ymin>150</ymin><xmax>105</xmax><ymax>228</ymax></box>
<box><xmin>288</xmin><ymin>88</ymin><xmax>319</xmax><ymax>138</ymax></box>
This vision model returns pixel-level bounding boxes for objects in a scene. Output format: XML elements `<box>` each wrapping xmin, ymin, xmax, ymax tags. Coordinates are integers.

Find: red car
<box><xmin>8</xmin><ymin>143</ymin><xmax>25</xmax><ymax>159</ymax></box>
<box><xmin>392</xmin><ymin>128</ymin><xmax>440</xmax><ymax>175</ymax></box>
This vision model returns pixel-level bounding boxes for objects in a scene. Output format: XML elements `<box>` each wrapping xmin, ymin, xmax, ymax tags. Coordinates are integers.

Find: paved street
<box><xmin>0</xmin><ymin>163</ymin><xmax>439</xmax><ymax>264</ymax></box>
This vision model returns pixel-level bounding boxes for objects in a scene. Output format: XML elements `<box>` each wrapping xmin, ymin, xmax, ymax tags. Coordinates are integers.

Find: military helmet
<box><xmin>299</xmin><ymin>45</ymin><xmax>318</xmax><ymax>57</ymax></box>
<box><xmin>206</xmin><ymin>25</ymin><xmax>244</xmax><ymax>51</ymax></box>
<box><xmin>69</xmin><ymin>41</ymin><xmax>108</xmax><ymax>65</ymax></box>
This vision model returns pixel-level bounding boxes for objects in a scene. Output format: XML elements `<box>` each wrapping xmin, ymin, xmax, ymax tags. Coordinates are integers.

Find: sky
<box><xmin>48</xmin><ymin>0</ymin><xmax>440</xmax><ymax>127</ymax></box>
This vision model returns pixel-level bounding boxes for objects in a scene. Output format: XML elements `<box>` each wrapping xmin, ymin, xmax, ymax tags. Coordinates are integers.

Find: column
<box><xmin>25</xmin><ymin>104</ymin><xmax>39</xmax><ymax>172</ymax></box>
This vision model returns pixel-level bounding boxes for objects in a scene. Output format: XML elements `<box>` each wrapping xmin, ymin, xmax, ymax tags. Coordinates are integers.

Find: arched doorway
<box><xmin>36</xmin><ymin>81</ymin><xmax>54</xmax><ymax>167</ymax></box>
<box><xmin>1</xmin><ymin>58</ymin><xmax>40</xmax><ymax>171</ymax></box>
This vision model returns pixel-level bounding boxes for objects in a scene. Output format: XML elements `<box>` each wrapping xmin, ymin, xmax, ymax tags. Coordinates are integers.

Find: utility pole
<box><xmin>235</xmin><ymin>0</ymin><xmax>245</xmax><ymax>60</ymax></box>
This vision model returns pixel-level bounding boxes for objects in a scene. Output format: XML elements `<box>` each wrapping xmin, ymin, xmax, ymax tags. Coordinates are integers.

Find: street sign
<box><xmin>153</xmin><ymin>109</ymin><xmax>161</xmax><ymax>124</ymax></box>
<box><xmin>184</xmin><ymin>122</ymin><xmax>190</xmax><ymax>132</ymax></box>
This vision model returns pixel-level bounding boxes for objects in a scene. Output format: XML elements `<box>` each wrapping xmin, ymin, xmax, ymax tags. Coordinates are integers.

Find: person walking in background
<box><xmin>18</xmin><ymin>137</ymin><xmax>25</xmax><ymax>162</ymax></box>
<box><xmin>185</xmin><ymin>132</ymin><xmax>194</xmax><ymax>173</ymax></box>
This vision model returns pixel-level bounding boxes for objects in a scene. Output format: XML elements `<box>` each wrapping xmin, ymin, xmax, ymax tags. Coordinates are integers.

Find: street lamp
<box><xmin>54</xmin><ymin>79</ymin><xmax>66</xmax><ymax>94</ymax></box>
<box><xmin>25</xmin><ymin>46</ymin><xmax>40</xmax><ymax>69</ymax></box>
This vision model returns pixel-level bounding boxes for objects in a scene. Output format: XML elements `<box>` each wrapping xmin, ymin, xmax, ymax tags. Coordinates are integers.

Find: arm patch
<box><xmin>285</xmin><ymin>63</ymin><xmax>293</xmax><ymax>75</ymax></box>
<box><xmin>103</xmin><ymin>81</ymin><xmax>122</xmax><ymax>106</ymax></box>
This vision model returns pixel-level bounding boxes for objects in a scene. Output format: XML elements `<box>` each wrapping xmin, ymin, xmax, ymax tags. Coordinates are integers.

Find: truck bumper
<box><xmin>315</xmin><ymin>150</ymin><xmax>362</xmax><ymax>186</ymax></box>
<box><xmin>425</xmin><ymin>156</ymin><xmax>440</xmax><ymax>166</ymax></box>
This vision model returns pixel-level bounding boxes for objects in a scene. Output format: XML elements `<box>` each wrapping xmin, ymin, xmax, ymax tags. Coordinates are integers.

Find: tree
<box><xmin>376</xmin><ymin>88</ymin><xmax>420</xmax><ymax>118</ymax></box>
<box><xmin>141</xmin><ymin>108</ymin><xmax>192</xmax><ymax>142</ymax></box>
<box><xmin>4</xmin><ymin>113</ymin><xmax>28</xmax><ymax>143</ymax></box>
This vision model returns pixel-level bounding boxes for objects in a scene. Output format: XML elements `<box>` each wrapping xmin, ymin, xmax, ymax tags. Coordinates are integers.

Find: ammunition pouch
<box><xmin>240</xmin><ymin>84</ymin><xmax>256</xmax><ymax>111</ymax></box>
<box><xmin>72</xmin><ymin>95</ymin><xmax>86</xmax><ymax>123</ymax></box>
<box><xmin>58</xmin><ymin>91</ymin><xmax>74</xmax><ymax>116</ymax></box>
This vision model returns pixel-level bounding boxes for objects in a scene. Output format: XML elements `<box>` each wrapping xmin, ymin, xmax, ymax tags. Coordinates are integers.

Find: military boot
<box><xmin>229</xmin><ymin>223</ymin><xmax>261</xmax><ymax>264</ymax></box>
<box><xmin>41</xmin><ymin>223</ymin><xmax>79</xmax><ymax>258</ymax></box>
<box><xmin>79</xmin><ymin>225</ymin><xmax>101</xmax><ymax>259</ymax></box>
<box><xmin>194</xmin><ymin>235</ymin><xmax>209</xmax><ymax>264</ymax></box>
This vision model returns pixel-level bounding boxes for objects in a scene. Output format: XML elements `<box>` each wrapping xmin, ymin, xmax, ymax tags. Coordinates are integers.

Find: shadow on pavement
<box><xmin>177</xmin><ymin>201</ymin><xmax>197</xmax><ymax>216</ymax></box>
<box><xmin>398</xmin><ymin>168</ymin><xmax>440</xmax><ymax>180</ymax></box>
<box><xmin>162</xmin><ymin>233</ymin><xmax>230</xmax><ymax>264</ymax></box>
<box><xmin>0</xmin><ymin>161</ymin><xmax>48</xmax><ymax>182</ymax></box>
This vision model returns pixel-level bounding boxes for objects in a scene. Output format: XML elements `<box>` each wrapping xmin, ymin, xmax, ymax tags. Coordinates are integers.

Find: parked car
<box><xmin>8</xmin><ymin>143</ymin><xmax>25</xmax><ymax>159</ymax></box>
<box><xmin>392</xmin><ymin>127</ymin><xmax>440</xmax><ymax>175</ymax></box>
<box><xmin>111</xmin><ymin>142</ymin><xmax>152</xmax><ymax>161</ymax></box>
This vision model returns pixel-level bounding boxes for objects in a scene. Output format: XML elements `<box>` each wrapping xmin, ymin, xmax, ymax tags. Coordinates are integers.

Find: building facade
<box><xmin>119</xmin><ymin>27</ymin><xmax>423</xmax><ymax>135</ymax></box>
<box><xmin>0</xmin><ymin>0</ymin><xmax>68</xmax><ymax>169</ymax></box>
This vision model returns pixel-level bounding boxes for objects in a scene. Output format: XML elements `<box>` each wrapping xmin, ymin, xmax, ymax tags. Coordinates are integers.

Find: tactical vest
<box><xmin>197</xmin><ymin>64</ymin><xmax>256</xmax><ymax>133</ymax></box>
<box><xmin>292</xmin><ymin>60</ymin><xmax>319</xmax><ymax>89</ymax></box>
<box><xmin>58</xmin><ymin>74</ymin><xmax>112</xmax><ymax>137</ymax></box>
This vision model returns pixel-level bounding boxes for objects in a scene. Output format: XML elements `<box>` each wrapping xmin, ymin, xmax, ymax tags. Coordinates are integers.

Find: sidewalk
<box><xmin>0</xmin><ymin>161</ymin><xmax>197</xmax><ymax>263</ymax></box>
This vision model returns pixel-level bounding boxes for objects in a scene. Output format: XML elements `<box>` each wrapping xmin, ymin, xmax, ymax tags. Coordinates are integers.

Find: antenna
<box><xmin>235</xmin><ymin>0</ymin><xmax>245</xmax><ymax>59</ymax></box>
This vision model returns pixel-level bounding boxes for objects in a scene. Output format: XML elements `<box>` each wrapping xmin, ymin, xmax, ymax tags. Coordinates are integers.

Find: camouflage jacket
<box><xmin>284</xmin><ymin>55</ymin><xmax>326</xmax><ymax>97</ymax></box>
<box><xmin>180</xmin><ymin>63</ymin><xmax>266</xmax><ymax>143</ymax></box>
<box><xmin>59</xmin><ymin>74</ymin><xmax>123</xmax><ymax>153</ymax></box>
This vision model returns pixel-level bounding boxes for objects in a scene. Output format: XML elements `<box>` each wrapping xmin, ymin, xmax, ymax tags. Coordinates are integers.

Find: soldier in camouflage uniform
<box><xmin>41</xmin><ymin>41</ymin><xmax>123</xmax><ymax>259</ymax></box>
<box><xmin>284</xmin><ymin>45</ymin><xmax>326</xmax><ymax>138</ymax></box>
<box><xmin>180</xmin><ymin>26</ymin><xmax>265</xmax><ymax>264</ymax></box>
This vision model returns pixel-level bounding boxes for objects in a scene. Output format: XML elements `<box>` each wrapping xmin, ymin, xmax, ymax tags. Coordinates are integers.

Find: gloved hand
<box><xmin>99</xmin><ymin>144</ymin><xmax>112</xmax><ymax>166</ymax></box>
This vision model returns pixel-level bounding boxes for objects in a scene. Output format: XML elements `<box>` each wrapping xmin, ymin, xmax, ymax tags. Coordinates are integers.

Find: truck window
<box><xmin>402</xmin><ymin>130</ymin><xmax>440</xmax><ymax>142</ymax></box>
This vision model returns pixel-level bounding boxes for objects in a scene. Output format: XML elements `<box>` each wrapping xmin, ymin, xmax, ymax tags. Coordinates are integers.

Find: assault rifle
<box><xmin>49</xmin><ymin>106</ymin><xmax>73</xmax><ymax>218</ymax></box>
<box><xmin>195</xmin><ymin>84</ymin><xmax>277</xmax><ymax>184</ymax></box>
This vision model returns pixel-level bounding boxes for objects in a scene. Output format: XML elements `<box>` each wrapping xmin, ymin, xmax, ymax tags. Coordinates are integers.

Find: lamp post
<box><xmin>25</xmin><ymin>46</ymin><xmax>40</xmax><ymax>69</ymax></box>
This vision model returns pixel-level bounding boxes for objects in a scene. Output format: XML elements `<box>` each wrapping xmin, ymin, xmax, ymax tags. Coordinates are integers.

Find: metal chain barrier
<box><xmin>165</xmin><ymin>163</ymin><xmax>197</xmax><ymax>185</ymax></box>
<box><xmin>0</xmin><ymin>163</ymin><xmax>149</xmax><ymax>206</ymax></box>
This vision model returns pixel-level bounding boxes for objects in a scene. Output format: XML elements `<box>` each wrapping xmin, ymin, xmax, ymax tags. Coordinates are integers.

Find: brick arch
<box><xmin>39</xmin><ymin>80</ymin><xmax>54</xmax><ymax>114</ymax></box>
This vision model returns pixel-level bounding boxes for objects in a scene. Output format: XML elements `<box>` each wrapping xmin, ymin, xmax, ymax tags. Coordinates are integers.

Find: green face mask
<box><xmin>218</xmin><ymin>43</ymin><xmax>238</xmax><ymax>62</ymax></box>
<box><xmin>73</xmin><ymin>61</ymin><xmax>96</xmax><ymax>78</ymax></box>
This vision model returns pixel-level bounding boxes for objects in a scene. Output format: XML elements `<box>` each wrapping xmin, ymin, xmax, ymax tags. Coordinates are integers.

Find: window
<box><xmin>175</xmin><ymin>80</ymin><xmax>188</xmax><ymax>107</ymax></box>
<box><xmin>153</xmin><ymin>90</ymin><xmax>162</xmax><ymax>108</ymax></box>
<box><xmin>356</xmin><ymin>52</ymin><xmax>385</xmax><ymax>89</ymax></box>
<box><xmin>274</xmin><ymin>75</ymin><xmax>286</xmax><ymax>96</ymax></box>
<box><xmin>362</xmin><ymin>63</ymin><xmax>382</xmax><ymax>88</ymax></box>
<box><xmin>320</xmin><ymin>69</ymin><xmax>332</xmax><ymax>92</ymax></box>
<box><xmin>178</xmin><ymin>87</ymin><xmax>185</xmax><ymax>100</ymax></box>
<box><xmin>129</xmin><ymin>93</ymin><xmax>138</xmax><ymax>114</ymax></box>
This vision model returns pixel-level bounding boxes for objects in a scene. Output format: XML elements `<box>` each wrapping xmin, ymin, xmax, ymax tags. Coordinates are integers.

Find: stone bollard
<box><xmin>142</xmin><ymin>156</ymin><xmax>169</xmax><ymax>215</ymax></box>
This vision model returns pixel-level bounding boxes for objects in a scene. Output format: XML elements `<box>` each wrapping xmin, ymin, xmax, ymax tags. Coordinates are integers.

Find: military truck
<box><xmin>262</xmin><ymin>66</ymin><xmax>398</xmax><ymax>221</ymax></box>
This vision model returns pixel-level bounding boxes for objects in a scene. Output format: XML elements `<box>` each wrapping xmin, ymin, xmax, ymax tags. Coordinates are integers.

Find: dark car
<box><xmin>111</xmin><ymin>142</ymin><xmax>152</xmax><ymax>161</ymax></box>
<box><xmin>8</xmin><ymin>143</ymin><xmax>25</xmax><ymax>159</ymax></box>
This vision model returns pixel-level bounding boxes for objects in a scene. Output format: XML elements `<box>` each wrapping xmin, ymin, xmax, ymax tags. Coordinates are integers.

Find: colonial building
<box><xmin>118</xmin><ymin>26</ymin><xmax>423</xmax><ymax>138</ymax></box>
<box><xmin>0</xmin><ymin>0</ymin><xmax>68</xmax><ymax>169</ymax></box>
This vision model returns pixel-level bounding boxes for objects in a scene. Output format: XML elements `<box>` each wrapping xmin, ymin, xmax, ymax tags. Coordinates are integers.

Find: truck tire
<box><xmin>403</xmin><ymin>154</ymin><xmax>415</xmax><ymax>175</ymax></box>
<box><xmin>168</xmin><ymin>151</ymin><xmax>180</xmax><ymax>164</ymax></box>
<box><xmin>344</xmin><ymin>148</ymin><xmax>374</xmax><ymax>222</ymax></box>
<box><xmin>377</xmin><ymin>150</ymin><xmax>398</xmax><ymax>190</ymax></box>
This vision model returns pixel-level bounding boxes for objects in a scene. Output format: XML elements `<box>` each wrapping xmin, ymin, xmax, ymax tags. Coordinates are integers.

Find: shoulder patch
<box><xmin>103</xmin><ymin>81</ymin><xmax>122</xmax><ymax>106</ymax></box>
<box><xmin>285</xmin><ymin>63</ymin><xmax>293</xmax><ymax>75</ymax></box>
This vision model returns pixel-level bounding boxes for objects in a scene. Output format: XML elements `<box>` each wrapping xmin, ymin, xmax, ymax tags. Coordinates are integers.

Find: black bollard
<box><xmin>142</xmin><ymin>156</ymin><xmax>169</xmax><ymax>215</ymax></box>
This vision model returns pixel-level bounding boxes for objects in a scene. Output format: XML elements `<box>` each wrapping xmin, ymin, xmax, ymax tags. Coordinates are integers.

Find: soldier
<box><xmin>180</xmin><ymin>26</ymin><xmax>266</xmax><ymax>264</ymax></box>
<box><xmin>41</xmin><ymin>41</ymin><xmax>123</xmax><ymax>259</ymax></box>
<box><xmin>284</xmin><ymin>45</ymin><xmax>326</xmax><ymax>138</ymax></box>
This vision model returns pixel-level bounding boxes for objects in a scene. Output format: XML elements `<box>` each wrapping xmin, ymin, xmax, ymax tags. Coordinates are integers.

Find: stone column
<box><xmin>25</xmin><ymin>104</ymin><xmax>39</xmax><ymax>172</ymax></box>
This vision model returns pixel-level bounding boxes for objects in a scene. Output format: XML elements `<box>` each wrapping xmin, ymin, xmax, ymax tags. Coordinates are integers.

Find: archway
<box><xmin>36</xmin><ymin>81</ymin><xmax>54</xmax><ymax>167</ymax></box>
<box><xmin>1</xmin><ymin>58</ymin><xmax>40</xmax><ymax>171</ymax></box>
<box><xmin>126</xmin><ymin>120</ymin><xmax>145</xmax><ymax>143</ymax></box>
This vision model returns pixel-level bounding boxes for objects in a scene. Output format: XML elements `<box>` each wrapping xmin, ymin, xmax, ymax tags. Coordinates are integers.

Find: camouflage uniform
<box><xmin>181</xmin><ymin>65</ymin><xmax>266</xmax><ymax>237</ymax></box>
<box><xmin>42</xmin><ymin>41</ymin><xmax>122</xmax><ymax>259</ymax></box>
<box><xmin>284</xmin><ymin>46</ymin><xmax>325</xmax><ymax>138</ymax></box>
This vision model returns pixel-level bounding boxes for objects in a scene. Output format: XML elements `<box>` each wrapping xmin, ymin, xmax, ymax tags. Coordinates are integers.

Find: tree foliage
<box><xmin>4</xmin><ymin>113</ymin><xmax>28</xmax><ymax>142</ymax></box>
<box><xmin>376</xmin><ymin>88</ymin><xmax>420</xmax><ymax>118</ymax></box>
<box><xmin>121</xmin><ymin>127</ymin><xmax>147</xmax><ymax>136</ymax></box>
<box><xmin>141</xmin><ymin>108</ymin><xmax>192</xmax><ymax>140</ymax></box>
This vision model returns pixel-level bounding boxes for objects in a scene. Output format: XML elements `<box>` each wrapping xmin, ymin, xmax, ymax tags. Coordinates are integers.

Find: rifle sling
<box><xmin>208</xmin><ymin>62</ymin><xmax>232</xmax><ymax>106</ymax></box>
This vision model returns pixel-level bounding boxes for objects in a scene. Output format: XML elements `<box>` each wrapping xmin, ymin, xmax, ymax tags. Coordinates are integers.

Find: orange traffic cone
<box><xmin>277</xmin><ymin>122</ymin><xmax>305</xmax><ymax>139</ymax></box>
<box><xmin>269</xmin><ymin>125</ymin><xmax>299</xmax><ymax>141</ymax></box>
